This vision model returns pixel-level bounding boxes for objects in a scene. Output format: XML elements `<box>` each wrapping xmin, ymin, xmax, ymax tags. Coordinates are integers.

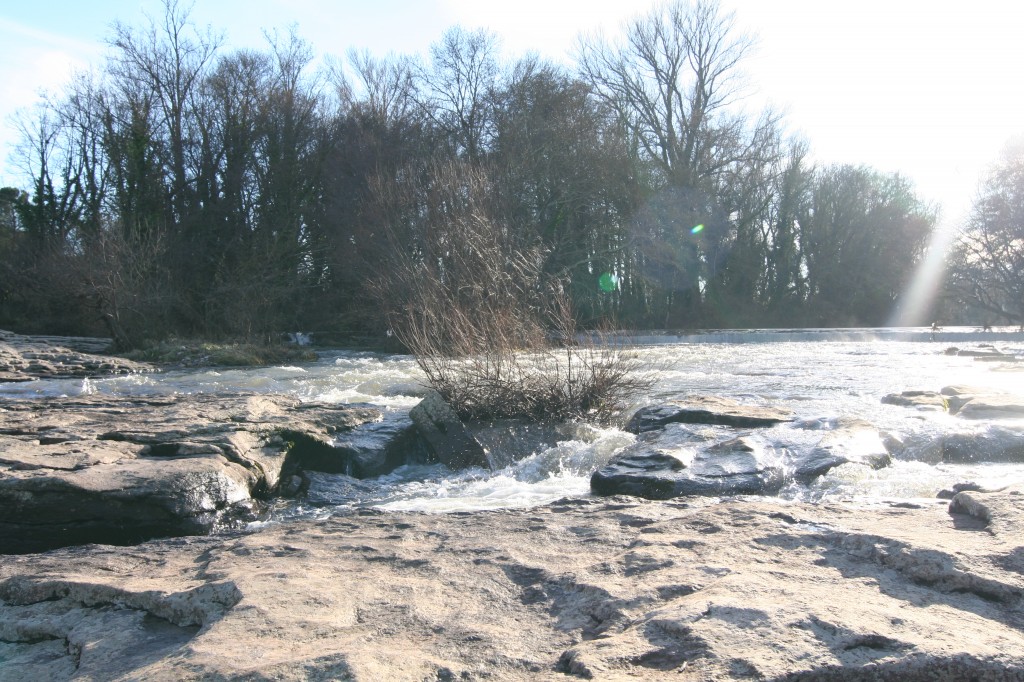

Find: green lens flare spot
<box><xmin>691</xmin><ymin>224</ymin><xmax>705</xmax><ymax>234</ymax></box>
<box><xmin>598</xmin><ymin>272</ymin><xmax>619</xmax><ymax>292</ymax></box>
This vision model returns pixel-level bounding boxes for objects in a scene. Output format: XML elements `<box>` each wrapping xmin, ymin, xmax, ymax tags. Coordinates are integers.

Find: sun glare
<box><xmin>887</xmin><ymin>219</ymin><xmax>959</xmax><ymax>327</ymax></box>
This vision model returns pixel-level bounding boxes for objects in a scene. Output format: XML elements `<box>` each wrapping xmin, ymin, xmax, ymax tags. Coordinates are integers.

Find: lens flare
<box><xmin>691</xmin><ymin>224</ymin><xmax>705</xmax><ymax>234</ymax></box>
<box><xmin>598</xmin><ymin>272</ymin><xmax>619</xmax><ymax>292</ymax></box>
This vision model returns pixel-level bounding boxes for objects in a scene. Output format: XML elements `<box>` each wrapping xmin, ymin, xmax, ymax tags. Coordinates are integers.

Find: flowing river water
<box><xmin>3</xmin><ymin>327</ymin><xmax>1023</xmax><ymax>522</ymax></box>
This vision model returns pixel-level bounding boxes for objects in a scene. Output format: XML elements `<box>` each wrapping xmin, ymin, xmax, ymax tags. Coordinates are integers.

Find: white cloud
<box><xmin>0</xmin><ymin>18</ymin><xmax>103</xmax><ymax>186</ymax></box>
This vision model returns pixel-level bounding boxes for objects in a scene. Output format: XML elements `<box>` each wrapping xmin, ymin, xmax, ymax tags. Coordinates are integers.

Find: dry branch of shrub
<box><xmin>369</xmin><ymin>160</ymin><xmax>651</xmax><ymax>422</ymax></box>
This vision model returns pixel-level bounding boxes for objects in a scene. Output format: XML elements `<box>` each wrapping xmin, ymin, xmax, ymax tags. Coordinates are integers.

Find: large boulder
<box><xmin>592</xmin><ymin>429</ymin><xmax>784</xmax><ymax>499</ymax></box>
<box><xmin>790</xmin><ymin>417</ymin><xmax>892</xmax><ymax>480</ymax></box>
<box><xmin>939</xmin><ymin>427</ymin><xmax>1024</xmax><ymax>462</ymax></box>
<box><xmin>0</xmin><ymin>393</ymin><xmax>383</xmax><ymax>553</ymax></box>
<box><xmin>408</xmin><ymin>390</ymin><xmax>488</xmax><ymax>469</ymax></box>
<box><xmin>948</xmin><ymin>484</ymin><xmax>1024</xmax><ymax>535</ymax></box>
<box><xmin>282</xmin><ymin>408</ymin><xmax>428</xmax><ymax>479</ymax></box>
<box><xmin>950</xmin><ymin>394</ymin><xmax>1024</xmax><ymax>420</ymax></box>
<box><xmin>626</xmin><ymin>395</ymin><xmax>794</xmax><ymax>433</ymax></box>
<box><xmin>881</xmin><ymin>390</ymin><xmax>948</xmax><ymax>411</ymax></box>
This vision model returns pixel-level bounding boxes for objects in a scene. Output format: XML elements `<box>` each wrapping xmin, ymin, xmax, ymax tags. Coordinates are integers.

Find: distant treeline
<box><xmin>0</xmin><ymin>0</ymin><xmax>964</xmax><ymax>347</ymax></box>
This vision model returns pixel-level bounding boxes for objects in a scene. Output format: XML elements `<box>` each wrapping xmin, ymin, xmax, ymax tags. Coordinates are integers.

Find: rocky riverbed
<box><xmin>2</xmin><ymin>330</ymin><xmax>1024</xmax><ymax>680</ymax></box>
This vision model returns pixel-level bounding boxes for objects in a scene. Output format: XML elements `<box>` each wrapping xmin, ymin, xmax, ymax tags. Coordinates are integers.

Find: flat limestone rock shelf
<box><xmin>0</xmin><ymin>330</ymin><xmax>152</xmax><ymax>381</ymax></box>
<box><xmin>0</xmin><ymin>393</ymin><xmax>385</xmax><ymax>553</ymax></box>
<box><xmin>1</xmin><ymin>489</ymin><xmax>1022</xmax><ymax>680</ymax></box>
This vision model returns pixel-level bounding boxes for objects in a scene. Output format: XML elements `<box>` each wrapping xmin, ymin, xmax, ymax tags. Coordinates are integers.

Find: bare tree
<box><xmin>74</xmin><ymin>224</ymin><xmax>174</xmax><ymax>350</ymax></box>
<box><xmin>948</xmin><ymin>141</ymin><xmax>1024</xmax><ymax>327</ymax></box>
<box><xmin>578</xmin><ymin>0</ymin><xmax>784</xmax><ymax>326</ymax></box>
<box><xmin>336</xmin><ymin>49</ymin><xmax>418</xmax><ymax>125</ymax></box>
<box><xmin>577</xmin><ymin>0</ymin><xmax>769</xmax><ymax>188</ymax></box>
<box><xmin>108</xmin><ymin>0</ymin><xmax>222</xmax><ymax>219</ymax></box>
<box><xmin>417</xmin><ymin>27</ymin><xmax>502</xmax><ymax>162</ymax></box>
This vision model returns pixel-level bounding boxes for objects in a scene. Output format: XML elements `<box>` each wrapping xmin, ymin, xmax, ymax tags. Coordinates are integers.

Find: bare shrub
<box><xmin>73</xmin><ymin>225</ymin><xmax>177</xmax><ymax>350</ymax></box>
<box><xmin>370</xmin><ymin>159</ymin><xmax>651</xmax><ymax>422</ymax></box>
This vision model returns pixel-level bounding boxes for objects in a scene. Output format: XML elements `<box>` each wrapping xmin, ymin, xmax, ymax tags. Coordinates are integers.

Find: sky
<box><xmin>2</xmin><ymin>0</ymin><xmax>1023</xmax><ymax>234</ymax></box>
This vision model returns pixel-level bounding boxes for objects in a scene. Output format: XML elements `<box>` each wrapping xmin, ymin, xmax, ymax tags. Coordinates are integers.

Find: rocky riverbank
<box><xmin>0</xmin><ymin>330</ymin><xmax>150</xmax><ymax>382</ymax></box>
<box><xmin>0</xmin><ymin>392</ymin><xmax>398</xmax><ymax>553</ymax></box>
<box><xmin>2</xmin><ymin>331</ymin><xmax>1024</xmax><ymax>679</ymax></box>
<box><xmin>1</xmin><ymin>488</ymin><xmax>1022</xmax><ymax>680</ymax></box>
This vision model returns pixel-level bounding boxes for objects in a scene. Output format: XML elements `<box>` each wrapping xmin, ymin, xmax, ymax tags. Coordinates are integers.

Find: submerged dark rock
<box><xmin>302</xmin><ymin>471</ymin><xmax>378</xmax><ymax>507</ymax></box>
<box><xmin>596</xmin><ymin>413</ymin><xmax>897</xmax><ymax>499</ymax></box>
<box><xmin>892</xmin><ymin>425</ymin><xmax>1024</xmax><ymax>465</ymax></box>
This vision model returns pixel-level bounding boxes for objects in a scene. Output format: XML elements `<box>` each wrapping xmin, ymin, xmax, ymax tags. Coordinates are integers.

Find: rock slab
<box><xmin>592</xmin><ymin>431</ymin><xmax>785</xmax><ymax>499</ymax></box>
<box><xmin>409</xmin><ymin>390</ymin><xmax>488</xmax><ymax>469</ymax></box>
<box><xmin>0</xmin><ymin>393</ymin><xmax>383</xmax><ymax>553</ymax></box>
<box><xmin>626</xmin><ymin>395</ymin><xmax>794</xmax><ymax>433</ymax></box>
<box><xmin>0</xmin><ymin>330</ymin><xmax>151</xmax><ymax>382</ymax></box>
<box><xmin>1</xmin><ymin>489</ymin><xmax>1022</xmax><ymax>680</ymax></box>
<box><xmin>883</xmin><ymin>385</ymin><xmax>1024</xmax><ymax>420</ymax></box>
<box><xmin>596</xmin><ymin>406</ymin><xmax>888</xmax><ymax>501</ymax></box>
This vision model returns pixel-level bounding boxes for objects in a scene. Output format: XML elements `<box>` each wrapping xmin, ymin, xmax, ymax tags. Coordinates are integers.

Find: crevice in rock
<box><xmin>758</xmin><ymin>531</ymin><xmax>1022</xmax><ymax>619</ymax></box>
<box><xmin>0</xmin><ymin>633</ymin><xmax>65</xmax><ymax>645</ymax></box>
<box><xmin>837</xmin><ymin>534</ymin><xmax>1023</xmax><ymax>605</ymax></box>
<box><xmin>500</xmin><ymin>562</ymin><xmax>632</xmax><ymax>640</ymax></box>
<box><xmin>636</xmin><ymin>619</ymin><xmax>713</xmax><ymax>671</ymax></box>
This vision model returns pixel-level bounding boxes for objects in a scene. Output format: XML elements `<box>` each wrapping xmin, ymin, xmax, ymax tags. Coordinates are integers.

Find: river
<box><xmin>3</xmin><ymin>327</ymin><xmax>1022</xmax><ymax>520</ymax></box>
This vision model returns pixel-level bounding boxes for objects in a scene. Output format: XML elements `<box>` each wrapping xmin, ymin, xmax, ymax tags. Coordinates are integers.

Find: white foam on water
<box><xmin>372</xmin><ymin>427</ymin><xmax>635</xmax><ymax>513</ymax></box>
<box><xmin>6</xmin><ymin>330</ymin><xmax>1023</xmax><ymax>511</ymax></box>
<box><xmin>788</xmin><ymin>460</ymin><xmax>1024</xmax><ymax>503</ymax></box>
